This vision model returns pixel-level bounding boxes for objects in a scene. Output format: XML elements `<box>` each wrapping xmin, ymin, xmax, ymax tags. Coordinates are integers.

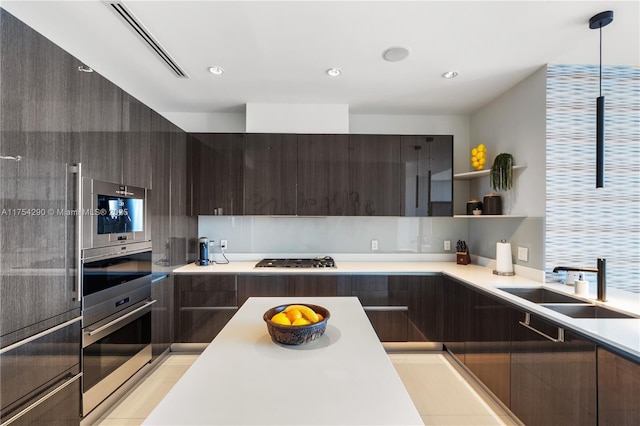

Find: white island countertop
<box><xmin>143</xmin><ymin>297</ymin><xmax>423</xmax><ymax>426</ymax></box>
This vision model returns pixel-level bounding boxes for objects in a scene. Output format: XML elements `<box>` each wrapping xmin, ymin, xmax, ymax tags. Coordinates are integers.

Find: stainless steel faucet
<box><xmin>553</xmin><ymin>258</ymin><xmax>606</xmax><ymax>302</ymax></box>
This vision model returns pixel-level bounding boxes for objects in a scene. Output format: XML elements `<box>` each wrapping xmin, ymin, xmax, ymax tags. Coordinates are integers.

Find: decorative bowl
<box><xmin>263</xmin><ymin>304</ymin><xmax>330</xmax><ymax>345</ymax></box>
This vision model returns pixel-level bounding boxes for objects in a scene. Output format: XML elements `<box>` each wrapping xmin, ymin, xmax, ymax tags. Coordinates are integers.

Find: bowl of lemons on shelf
<box><xmin>263</xmin><ymin>304</ymin><xmax>330</xmax><ymax>345</ymax></box>
<box><xmin>470</xmin><ymin>144</ymin><xmax>487</xmax><ymax>170</ymax></box>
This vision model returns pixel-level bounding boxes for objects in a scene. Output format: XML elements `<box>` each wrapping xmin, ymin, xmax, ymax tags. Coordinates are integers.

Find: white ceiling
<box><xmin>2</xmin><ymin>0</ymin><xmax>639</xmax><ymax>118</ymax></box>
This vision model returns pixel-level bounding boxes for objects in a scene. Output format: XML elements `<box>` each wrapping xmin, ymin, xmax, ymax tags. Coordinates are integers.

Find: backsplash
<box><xmin>198</xmin><ymin>216</ymin><xmax>544</xmax><ymax>270</ymax></box>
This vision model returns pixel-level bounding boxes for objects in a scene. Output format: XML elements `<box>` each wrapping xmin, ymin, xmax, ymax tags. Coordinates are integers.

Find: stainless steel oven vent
<box><xmin>105</xmin><ymin>1</ymin><xmax>188</xmax><ymax>78</ymax></box>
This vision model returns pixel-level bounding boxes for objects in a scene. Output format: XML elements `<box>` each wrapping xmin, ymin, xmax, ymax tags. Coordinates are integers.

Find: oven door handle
<box><xmin>86</xmin><ymin>300</ymin><xmax>156</xmax><ymax>336</ymax></box>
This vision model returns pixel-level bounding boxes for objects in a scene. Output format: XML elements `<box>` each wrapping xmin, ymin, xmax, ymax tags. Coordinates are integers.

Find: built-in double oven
<box><xmin>80</xmin><ymin>178</ymin><xmax>154</xmax><ymax>417</ymax></box>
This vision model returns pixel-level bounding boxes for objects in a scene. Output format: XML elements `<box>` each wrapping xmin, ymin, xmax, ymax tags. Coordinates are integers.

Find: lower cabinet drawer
<box><xmin>177</xmin><ymin>307</ymin><xmax>237</xmax><ymax>343</ymax></box>
<box><xmin>0</xmin><ymin>317</ymin><xmax>81</xmax><ymax>425</ymax></box>
<box><xmin>364</xmin><ymin>308</ymin><xmax>408</xmax><ymax>342</ymax></box>
<box><xmin>2</xmin><ymin>373</ymin><xmax>81</xmax><ymax>426</ymax></box>
<box><xmin>0</xmin><ymin>317</ymin><xmax>81</xmax><ymax>419</ymax></box>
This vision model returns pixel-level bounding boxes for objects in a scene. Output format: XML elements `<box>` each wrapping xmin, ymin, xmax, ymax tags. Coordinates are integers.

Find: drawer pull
<box><xmin>363</xmin><ymin>306</ymin><xmax>408</xmax><ymax>312</ymax></box>
<box><xmin>0</xmin><ymin>373</ymin><xmax>82</xmax><ymax>426</ymax></box>
<box><xmin>519</xmin><ymin>312</ymin><xmax>564</xmax><ymax>343</ymax></box>
<box><xmin>0</xmin><ymin>317</ymin><xmax>82</xmax><ymax>355</ymax></box>
<box><xmin>86</xmin><ymin>300</ymin><xmax>156</xmax><ymax>336</ymax></box>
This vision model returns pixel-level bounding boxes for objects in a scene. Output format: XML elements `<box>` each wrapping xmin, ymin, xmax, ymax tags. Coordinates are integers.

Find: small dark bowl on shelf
<box><xmin>263</xmin><ymin>304</ymin><xmax>330</xmax><ymax>345</ymax></box>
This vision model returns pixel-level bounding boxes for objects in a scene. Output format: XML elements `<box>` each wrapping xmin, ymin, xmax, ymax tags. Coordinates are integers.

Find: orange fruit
<box><xmin>286</xmin><ymin>309</ymin><xmax>302</xmax><ymax>323</ymax></box>
<box><xmin>316</xmin><ymin>313</ymin><xmax>324</xmax><ymax>321</ymax></box>
<box><xmin>271</xmin><ymin>312</ymin><xmax>291</xmax><ymax>325</ymax></box>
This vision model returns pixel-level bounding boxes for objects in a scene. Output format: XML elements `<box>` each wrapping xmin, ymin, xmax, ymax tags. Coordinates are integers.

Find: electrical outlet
<box><xmin>518</xmin><ymin>246</ymin><xmax>528</xmax><ymax>262</ymax></box>
<box><xmin>444</xmin><ymin>240</ymin><xmax>451</xmax><ymax>251</ymax></box>
<box><xmin>220</xmin><ymin>239</ymin><xmax>228</xmax><ymax>250</ymax></box>
<box><xmin>371</xmin><ymin>240</ymin><xmax>379</xmax><ymax>251</ymax></box>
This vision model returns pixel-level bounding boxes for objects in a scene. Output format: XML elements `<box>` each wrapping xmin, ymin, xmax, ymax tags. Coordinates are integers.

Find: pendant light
<box><xmin>589</xmin><ymin>10</ymin><xmax>613</xmax><ymax>188</ymax></box>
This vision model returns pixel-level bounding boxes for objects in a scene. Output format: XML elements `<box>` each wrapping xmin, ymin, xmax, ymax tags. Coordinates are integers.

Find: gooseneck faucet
<box><xmin>553</xmin><ymin>258</ymin><xmax>607</xmax><ymax>302</ymax></box>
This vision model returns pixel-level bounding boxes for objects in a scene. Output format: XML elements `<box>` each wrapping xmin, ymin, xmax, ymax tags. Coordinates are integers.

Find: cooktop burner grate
<box><xmin>255</xmin><ymin>256</ymin><xmax>336</xmax><ymax>268</ymax></box>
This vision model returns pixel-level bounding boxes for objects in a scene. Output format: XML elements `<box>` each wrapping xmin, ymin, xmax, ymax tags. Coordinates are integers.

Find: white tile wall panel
<box><xmin>546</xmin><ymin>64</ymin><xmax>640</xmax><ymax>293</ymax></box>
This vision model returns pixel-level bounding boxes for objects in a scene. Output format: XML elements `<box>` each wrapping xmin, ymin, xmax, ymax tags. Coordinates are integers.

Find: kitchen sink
<box><xmin>540</xmin><ymin>304</ymin><xmax>638</xmax><ymax>319</ymax></box>
<box><xmin>497</xmin><ymin>287</ymin><xmax>585</xmax><ymax>304</ymax></box>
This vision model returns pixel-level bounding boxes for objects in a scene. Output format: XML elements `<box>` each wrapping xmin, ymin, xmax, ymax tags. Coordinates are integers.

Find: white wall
<box><xmin>469</xmin><ymin>66</ymin><xmax>547</xmax><ymax>217</ymax></box>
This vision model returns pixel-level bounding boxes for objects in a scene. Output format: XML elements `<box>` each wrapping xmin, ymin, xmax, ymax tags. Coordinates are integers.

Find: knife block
<box><xmin>456</xmin><ymin>252</ymin><xmax>470</xmax><ymax>265</ymax></box>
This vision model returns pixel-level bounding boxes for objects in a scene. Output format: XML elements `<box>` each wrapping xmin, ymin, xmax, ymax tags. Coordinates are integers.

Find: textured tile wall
<box><xmin>546</xmin><ymin>64</ymin><xmax>639</xmax><ymax>293</ymax></box>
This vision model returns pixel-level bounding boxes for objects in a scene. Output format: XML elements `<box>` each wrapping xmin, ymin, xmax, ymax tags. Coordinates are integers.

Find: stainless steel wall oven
<box><xmin>81</xmin><ymin>178</ymin><xmax>148</xmax><ymax>250</ymax></box>
<box><xmin>81</xmin><ymin>240</ymin><xmax>154</xmax><ymax>417</ymax></box>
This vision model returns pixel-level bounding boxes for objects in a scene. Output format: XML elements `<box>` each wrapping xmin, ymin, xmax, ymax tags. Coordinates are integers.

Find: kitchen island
<box><xmin>143</xmin><ymin>297</ymin><xmax>423</xmax><ymax>425</ymax></box>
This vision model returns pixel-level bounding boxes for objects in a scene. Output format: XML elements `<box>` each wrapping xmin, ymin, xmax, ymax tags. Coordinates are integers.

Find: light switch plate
<box><xmin>518</xmin><ymin>246</ymin><xmax>529</xmax><ymax>262</ymax></box>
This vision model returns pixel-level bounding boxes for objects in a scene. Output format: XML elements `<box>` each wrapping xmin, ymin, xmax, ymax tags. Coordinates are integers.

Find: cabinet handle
<box><xmin>0</xmin><ymin>372</ymin><xmax>82</xmax><ymax>426</ymax></box>
<box><xmin>73</xmin><ymin>162</ymin><xmax>82</xmax><ymax>301</ymax></box>
<box><xmin>363</xmin><ymin>306</ymin><xmax>408</xmax><ymax>312</ymax></box>
<box><xmin>179</xmin><ymin>306</ymin><xmax>237</xmax><ymax>312</ymax></box>
<box><xmin>0</xmin><ymin>316</ymin><xmax>82</xmax><ymax>355</ymax></box>
<box><xmin>519</xmin><ymin>312</ymin><xmax>564</xmax><ymax>343</ymax></box>
<box><xmin>86</xmin><ymin>300</ymin><xmax>156</xmax><ymax>336</ymax></box>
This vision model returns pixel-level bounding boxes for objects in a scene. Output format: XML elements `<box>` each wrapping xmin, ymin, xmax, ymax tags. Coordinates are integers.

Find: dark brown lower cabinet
<box><xmin>151</xmin><ymin>276</ymin><xmax>173</xmax><ymax>360</ymax></box>
<box><xmin>0</xmin><ymin>316</ymin><xmax>81</xmax><ymax>425</ymax></box>
<box><xmin>442</xmin><ymin>276</ymin><xmax>470</xmax><ymax>364</ymax></box>
<box><xmin>4</xmin><ymin>375</ymin><xmax>81</xmax><ymax>426</ymax></box>
<box><xmin>362</xmin><ymin>308</ymin><xmax>408</xmax><ymax>342</ymax></box>
<box><xmin>597</xmin><ymin>347</ymin><xmax>640</xmax><ymax>425</ymax></box>
<box><xmin>175</xmin><ymin>275</ymin><xmax>238</xmax><ymax>344</ymax></box>
<box><xmin>465</xmin><ymin>289</ymin><xmax>513</xmax><ymax>407</ymax></box>
<box><xmin>342</xmin><ymin>275</ymin><xmax>409</xmax><ymax>342</ymax></box>
<box><xmin>404</xmin><ymin>275</ymin><xmax>443</xmax><ymax>342</ymax></box>
<box><xmin>511</xmin><ymin>310</ymin><xmax>597</xmax><ymax>426</ymax></box>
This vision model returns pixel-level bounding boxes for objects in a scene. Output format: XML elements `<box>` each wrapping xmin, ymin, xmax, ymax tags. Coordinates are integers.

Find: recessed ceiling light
<box><xmin>442</xmin><ymin>71</ymin><xmax>459</xmax><ymax>79</ymax></box>
<box><xmin>208</xmin><ymin>66</ymin><xmax>224</xmax><ymax>75</ymax></box>
<box><xmin>326</xmin><ymin>67</ymin><xmax>342</xmax><ymax>77</ymax></box>
<box><xmin>382</xmin><ymin>47</ymin><xmax>410</xmax><ymax>62</ymax></box>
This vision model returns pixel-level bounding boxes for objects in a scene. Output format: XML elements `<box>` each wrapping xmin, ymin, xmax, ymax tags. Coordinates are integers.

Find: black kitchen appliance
<box><xmin>255</xmin><ymin>256</ymin><xmax>336</xmax><ymax>268</ymax></box>
<box><xmin>197</xmin><ymin>237</ymin><xmax>210</xmax><ymax>266</ymax></box>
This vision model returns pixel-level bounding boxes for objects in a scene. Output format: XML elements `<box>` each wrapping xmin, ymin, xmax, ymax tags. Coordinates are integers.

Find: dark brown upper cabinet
<box><xmin>297</xmin><ymin>134</ymin><xmax>350</xmax><ymax>215</ymax></box>
<box><xmin>72</xmin><ymin>64</ymin><xmax>123</xmax><ymax>184</ymax></box>
<box><xmin>122</xmin><ymin>92</ymin><xmax>152</xmax><ymax>189</ymax></box>
<box><xmin>349</xmin><ymin>135</ymin><xmax>402</xmax><ymax>216</ymax></box>
<box><xmin>400</xmin><ymin>135</ymin><xmax>453</xmax><ymax>216</ymax></box>
<box><xmin>188</xmin><ymin>133</ymin><xmax>245</xmax><ymax>216</ymax></box>
<box><xmin>244</xmin><ymin>133</ymin><xmax>297</xmax><ymax>215</ymax></box>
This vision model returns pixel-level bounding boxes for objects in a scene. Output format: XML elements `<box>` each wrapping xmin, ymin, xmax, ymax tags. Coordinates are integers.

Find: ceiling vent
<box><xmin>105</xmin><ymin>1</ymin><xmax>188</xmax><ymax>78</ymax></box>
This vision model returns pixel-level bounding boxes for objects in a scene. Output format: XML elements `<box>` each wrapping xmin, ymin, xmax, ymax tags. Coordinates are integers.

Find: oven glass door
<box><xmin>83</xmin><ymin>250</ymin><xmax>152</xmax><ymax>298</ymax></box>
<box><xmin>82</xmin><ymin>308</ymin><xmax>151</xmax><ymax>393</ymax></box>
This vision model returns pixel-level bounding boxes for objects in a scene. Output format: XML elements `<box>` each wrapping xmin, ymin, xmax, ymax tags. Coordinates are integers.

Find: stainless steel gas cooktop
<box><xmin>255</xmin><ymin>256</ymin><xmax>336</xmax><ymax>268</ymax></box>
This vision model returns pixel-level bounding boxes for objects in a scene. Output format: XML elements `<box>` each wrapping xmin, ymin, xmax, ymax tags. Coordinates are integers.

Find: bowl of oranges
<box><xmin>263</xmin><ymin>304</ymin><xmax>330</xmax><ymax>345</ymax></box>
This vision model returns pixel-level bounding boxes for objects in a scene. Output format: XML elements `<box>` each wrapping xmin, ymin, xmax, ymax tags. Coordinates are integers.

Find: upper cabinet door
<box><xmin>0</xmin><ymin>9</ymin><xmax>81</xmax><ymax>336</ymax></box>
<box><xmin>121</xmin><ymin>93</ymin><xmax>151</xmax><ymax>188</ymax></box>
<box><xmin>297</xmin><ymin>134</ymin><xmax>349</xmax><ymax>216</ymax></box>
<box><xmin>189</xmin><ymin>133</ymin><xmax>245</xmax><ymax>216</ymax></box>
<box><xmin>72</xmin><ymin>67</ymin><xmax>123</xmax><ymax>183</ymax></box>
<box><xmin>244</xmin><ymin>134</ymin><xmax>297</xmax><ymax>215</ymax></box>
<box><xmin>400</xmin><ymin>135</ymin><xmax>453</xmax><ymax>216</ymax></box>
<box><xmin>349</xmin><ymin>135</ymin><xmax>402</xmax><ymax>216</ymax></box>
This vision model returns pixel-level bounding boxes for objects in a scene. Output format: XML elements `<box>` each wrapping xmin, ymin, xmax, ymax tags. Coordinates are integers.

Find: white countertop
<box><xmin>143</xmin><ymin>297</ymin><xmax>424</xmax><ymax>426</ymax></box>
<box><xmin>174</xmin><ymin>259</ymin><xmax>640</xmax><ymax>362</ymax></box>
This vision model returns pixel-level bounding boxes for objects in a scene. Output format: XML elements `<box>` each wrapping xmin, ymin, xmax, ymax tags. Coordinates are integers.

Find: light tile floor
<box><xmin>94</xmin><ymin>352</ymin><xmax>518</xmax><ymax>426</ymax></box>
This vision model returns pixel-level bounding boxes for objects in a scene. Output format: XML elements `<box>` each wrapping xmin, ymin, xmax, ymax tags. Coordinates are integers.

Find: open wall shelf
<box><xmin>454</xmin><ymin>164</ymin><xmax>527</xmax><ymax>180</ymax></box>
